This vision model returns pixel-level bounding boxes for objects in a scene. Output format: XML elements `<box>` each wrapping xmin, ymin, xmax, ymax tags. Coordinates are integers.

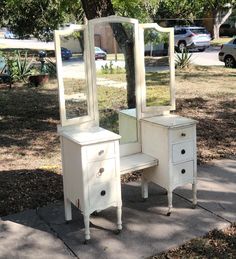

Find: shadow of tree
<box><xmin>0</xmin><ymin>169</ymin><xmax>63</xmax><ymax>217</ymax></box>
<box><xmin>176</xmin><ymin>97</ymin><xmax>236</xmax><ymax>164</ymax></box>
<box><xmin>0</xmin><ymin>86</ymin><xmax>60</xmax><ymax>157</ymax></box>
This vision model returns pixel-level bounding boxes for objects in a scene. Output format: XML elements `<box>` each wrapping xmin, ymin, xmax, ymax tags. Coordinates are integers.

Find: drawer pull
<box><xmin>100</xmin><ymin>190</ymin><xmax>106</xmax><ymax>196</ymax></box>
<box><xmin>181</xmin><ymin>169</ymin><xmax>186</xmax><ymax>174</ymax></box>
<box><xmin>181</xmin><ymin>149</ymin><xmax>186</xmax><ymax>155</ymax></box>
<box><xmin>98</xmin><ymin>150</ymin><xmax>104</xmax><ymax>156</ymax></box>
<box><xmin>99</xmin><ymin>167</ymin><xmax>104</xmax><ymax>173</ymax></box>
<box><xmin>97</xmin><ymin>167</ymin><xmax>105</xmax><ymax>177</ymax></box>
<box><xmin>181</xmin><ymin>133</ymin><xmax>186</xmax><ymax>137</ymax></box>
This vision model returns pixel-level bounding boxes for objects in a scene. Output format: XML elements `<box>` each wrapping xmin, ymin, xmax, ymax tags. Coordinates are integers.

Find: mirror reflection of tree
<box><xmin>95</xmin><ymin>22</ymin><xmax>136</xmax><ymax>138</ymax></box>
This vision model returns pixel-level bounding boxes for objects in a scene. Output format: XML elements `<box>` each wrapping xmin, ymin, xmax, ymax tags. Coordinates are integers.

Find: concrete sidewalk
<box><xmin>0</xmin><ymin>159</ymin><xmax>235</xmax><ymax>259</ymax></box>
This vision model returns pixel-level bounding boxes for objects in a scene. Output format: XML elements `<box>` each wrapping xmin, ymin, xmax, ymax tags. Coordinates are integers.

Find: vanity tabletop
<box><xmin>58</xmin><ymin>126</ymin><xmax>121</xmax><ymax>145</ymax></box>
<box><xmin>142</xmin><ymin>114</ymin><xmax>198</xmax><ymax>128</ymax></box>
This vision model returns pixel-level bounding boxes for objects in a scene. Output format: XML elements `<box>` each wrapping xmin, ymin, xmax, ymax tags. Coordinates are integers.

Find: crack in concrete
<box><xmin>35</xmin><ymin>208</ymin><xmax>78</xmax><ymax>258</ymax></box>
<box><xmin>173</xmin><ymin>191</ymin><xmax>232</xmax><ymax>224</ymax></box>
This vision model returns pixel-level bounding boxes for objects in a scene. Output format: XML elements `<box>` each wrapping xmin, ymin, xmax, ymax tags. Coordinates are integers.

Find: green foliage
<box><xmin>203</xmin><ymin>0</ymin><xmax>236</xmax><ymax>12</ymax></box>
<box><xmin>0</xmin><ymin>0</ymin><xmax>83</xmax><ymax>41</ymax></box>
<box><xmin>0</xmin><ymin>51</ymin><xmax>34</xmax><ymax>84</ymax></box>
<box><xmin>156</xmin><ymin>0</ymin><xmax>205</xmax><ymax>23</ymax></box>
<box><xmin>15</xmin><ymin>51</ymin><xmax>34</xmax><ymax>82</ymax></box>
<box><xmin>112</xmin><ymin>0</ymin><xmax>161</xmax><ymax>22</ymax></box>
<box><xmin>31</xmin><ymin>58</ymin><xmax>57</xmax><ymax>78</ymax></box>
<box><xmin>144</xmin><ymin>29</ymin><xmax>168</xmax><ymax>45</ymax></box>
<box><xmin>44</xmin><ymin>58</ymin><xmax>57</xmax><ymax>78</ymax></box>
<box><xmin>175</xmin><ymin>50</ymin><xmax>192</xmax><ymax>69</ymax></box>
<box><xmin>100</xmin><ymin>61</ymin><xmax>125</xmax><ymax>74</ymax></box>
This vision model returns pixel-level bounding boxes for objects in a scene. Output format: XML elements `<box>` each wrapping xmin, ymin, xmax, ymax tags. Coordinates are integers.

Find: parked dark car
<box><xmin>39</xmin><ymin>47</ymin><xmax>72</xmax><ymax>60</ymax></box>
<box><xmin>95</xmin><ymin>47</ymin><xmax>107</xmax><ymax>60</ymax></box>
<box><xmin>61</xmin><ymin>47</ymin><xmax>72</xmax><ymax>60</ymax></box>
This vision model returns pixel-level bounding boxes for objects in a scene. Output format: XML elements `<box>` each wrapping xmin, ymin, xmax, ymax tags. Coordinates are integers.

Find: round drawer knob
<box><xmin>98</xmin><ymin>150</ymin><xmax>104</xmax><ymax>156</ymax></box>
<box><xmin>97</xmin><ymin>167</ymin><xmax>105</xmax><ymax>177</ymax></box>
<box><xmin>99</xmin><ymin>168</ymin><xmax>104</xmax><ymax>174</ymax></box>
<box><xmin>181</xmin><ymin>169</ymin><xmax>186</xmax><ymax>174</ymax></box>
<box><xmin>101</xmin><ymin>190</ymin><xmax>106</xmax><ymax>196</ymax></box>
<box><xmin>181</xmin><ymin>149</ymin><xmax>186</xmax><ymax>155</ymax></box>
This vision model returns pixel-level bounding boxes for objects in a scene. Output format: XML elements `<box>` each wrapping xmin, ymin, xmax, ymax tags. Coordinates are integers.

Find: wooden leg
<box><xmin>167</xmin><ymin>190</ymin><xmax>173</xmax><ymax>216</ymax></box>
<box><xmin>117</xmin><ymin>205</ymin><xmax>122</xmax><ymax>231</ymax></box>
<box><xmin>84</xmin><ymin>214</ymin><xmax>90</xmax><ymax>242</ymax></box>
<box><xmin>192</xmin><ymin>182</ymin><xmax>197</xmax><ymax>208</ymax></box>
<box><xmin>141</xmin><ymin>174</ymin><xmax>148</xmax><ymax>200</ymax></box>
<box><xmin>64</xmin><ymin>197</ymin><xmax>72</xmax><ymax>221</ymax></box>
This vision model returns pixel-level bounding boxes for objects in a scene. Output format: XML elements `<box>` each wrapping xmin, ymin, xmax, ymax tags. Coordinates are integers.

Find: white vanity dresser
<box><xmin>54</xmin><ymin>16</ymin><xmax>197</xmax><ymax>243</ymax></box>
<box><xmin>141</xmin><ymin>115</ymin><xmax>197</xmax><ymax>215</ymax></box>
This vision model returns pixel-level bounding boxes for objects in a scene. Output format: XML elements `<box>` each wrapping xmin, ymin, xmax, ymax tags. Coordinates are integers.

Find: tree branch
<box><xmin>220</xmin><ymin>7</ymin><xmax>233</xmax><ymax>26</ymax></box>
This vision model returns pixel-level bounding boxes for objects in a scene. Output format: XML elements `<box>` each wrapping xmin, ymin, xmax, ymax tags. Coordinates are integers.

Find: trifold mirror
<box><xmin>55</xmin><ymin>17</ymin><xmax>175</xmax><ymax>153</ymax></box>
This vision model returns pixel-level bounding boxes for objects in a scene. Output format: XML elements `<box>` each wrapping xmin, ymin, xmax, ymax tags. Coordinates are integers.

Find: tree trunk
<box><xmin>81</xmin><ymin>0</ymin><xmax>136</xmax><ymax>108</ymax></box>
<box><xmin>212</xmin><ymin>7</ymin><xmax>233</xmax><ymax>39</ymax></box>
<box><xmin>110</xmin><ymin>23</ymin><xmax>136</xmax><ymax>108</ymax></box>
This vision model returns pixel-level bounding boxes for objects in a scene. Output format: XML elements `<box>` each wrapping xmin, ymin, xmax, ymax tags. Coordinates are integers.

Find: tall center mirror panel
<box><xmin>90</xmin><ymin>19</ymin><xmax>139</xmax><ymax>146</ymax></box>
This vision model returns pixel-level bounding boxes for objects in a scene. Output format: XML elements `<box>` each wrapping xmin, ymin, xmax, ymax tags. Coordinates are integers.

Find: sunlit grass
<box><xmin>107</xmin><ymin>53</ymin><xmax>125</xmax><ymax>61</ymax></box>
<box><xmin>98</xmin><ymin>86</ymin><xmax>127</xmax><ymax>133</ymax></box>
<box><xmin>145</xmin><ymin>71</ymin><xmax>171</xmax><ymax>106</ymax></box>
<box><xmin>211</xmin><ymin>37</ymin><xmax>233</xmax><ymax>47</ymax></box>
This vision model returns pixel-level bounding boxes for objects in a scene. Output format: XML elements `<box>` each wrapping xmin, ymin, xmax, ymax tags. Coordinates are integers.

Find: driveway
<box><xmin>190</xmin><ymin>46</ymin><xmax>223</xmax><ymax>66</ymax></box>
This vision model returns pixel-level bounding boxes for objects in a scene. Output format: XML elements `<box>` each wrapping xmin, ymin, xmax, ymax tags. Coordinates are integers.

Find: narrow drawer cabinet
<box><xmin>141</xmin><ymin>115</ymin><xmax>197</xmax><ymax>215</ymax></box>
<box><xmin>59</xmin><ymin>127</ymin><xmax>122</xmax><ymax>242</ymax></box>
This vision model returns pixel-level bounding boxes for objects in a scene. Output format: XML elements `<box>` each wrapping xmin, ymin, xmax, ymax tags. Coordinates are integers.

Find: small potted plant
<box><xmin>28</xmin><ymin>57</ymin><xmax>49</xmax><ymax>87</ymax></box>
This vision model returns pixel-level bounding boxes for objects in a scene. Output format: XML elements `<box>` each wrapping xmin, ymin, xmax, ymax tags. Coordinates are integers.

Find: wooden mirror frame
<box><xmin>139</xmin><ymin>23</ymin><xmax>175</xmax><ymax>117</ymax></box>
<box><xmin>88</xmin><ymin>16</ymin><xmax>142</xmax><ymax>156</ymax></box>
<box><xmin>54</xmin><ymin>25</ymin><xmax>98</xmax><ymax>127</ymax></box>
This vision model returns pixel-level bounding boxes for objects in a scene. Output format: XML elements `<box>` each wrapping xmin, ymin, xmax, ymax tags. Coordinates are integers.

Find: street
<box><xmin>189</xmin><ymin>46</ymin><xmax>222</xmax><ymax>66</ymax></box>
<box><xmin>61</xmin><ymin>45</ymin><xmax>223</xmax><ymax>80</ymax></box>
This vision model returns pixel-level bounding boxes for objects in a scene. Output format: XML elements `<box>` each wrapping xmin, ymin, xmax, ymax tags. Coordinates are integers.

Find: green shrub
<box><xmin>15</xmin><ymin>51</ymin><xmax>34</xmax><ymax>82</ymax></box>
<box><xmin>0</xmin><ymin>51</ymin><xmax>34</xmax><ymax>85</ymax></box>
<box><xmin>175</xmin><ymin>50</ymin><xmax>192</xmax><ymax>69</ymax></box>
<box><xmin>43</xmin><ymin>58</ymin><xmax>57</xmax><ymax>78</ymax></box>
<box><xmin>100</xmin><ymin>61</ymin><xmax>125</xmax><ymax>74</ymax></box>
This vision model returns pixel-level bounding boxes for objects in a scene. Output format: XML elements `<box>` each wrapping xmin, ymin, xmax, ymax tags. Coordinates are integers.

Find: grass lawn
<box><xmin>211</xmin><ymin>37</ymin><xmax>234</xmax><ymax>47</ymax></box>
<box><xmin>0</xmin><ymin>64</ymin><xmax>235</xmax><ymax>257</ymax></box>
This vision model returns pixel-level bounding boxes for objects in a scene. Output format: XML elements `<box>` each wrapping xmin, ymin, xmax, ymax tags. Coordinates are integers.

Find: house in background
<box><xmin>94</xmin><ymin>23</ymin><xmax>119</xmax><ymax>54</ymax></box>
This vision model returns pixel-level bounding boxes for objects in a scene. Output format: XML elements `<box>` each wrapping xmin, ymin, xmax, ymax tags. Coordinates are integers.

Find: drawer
<box><xmin>172</xmin><ymin>161</ymin><xmax>194</xmax><ymax>185</ymax></box>
<box><xmin>89</xmin><ymin>181</ymin><xmax>117</xmax><ymax>209</ymax></box>
<box><xmin>170</xmin><ymin>126</ymin><xmax>194</xmax><ymax>143</ymax></box>
<box><xmin>172</xmin><ymin>141</ymin><xmax>194</xmax><ymax>163</ymax></box>
<box><xmin>87</xmin><ymin>158</ymin><xmax>116</xmax><ymax>183</ymax></box>
<box><xmin>86</xmin><ymin>142</ymin><xmax>115</xmax><ymax>162</ymax></box>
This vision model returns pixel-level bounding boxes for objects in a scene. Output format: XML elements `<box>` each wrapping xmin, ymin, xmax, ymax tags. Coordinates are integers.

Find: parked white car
<box><xmin>4</xmin><ymin>30</ymin><xmax>16</xmax><ymax>39</ymax></box>
<box><xmin>174</xmin><ymin>26</ymin><xmax>211</xmax><ymax>52</ymax></box>
<box><xmin>218</xmin><ymin>38</ymin><xmax>236</xmax><ymax>68</ymax></box>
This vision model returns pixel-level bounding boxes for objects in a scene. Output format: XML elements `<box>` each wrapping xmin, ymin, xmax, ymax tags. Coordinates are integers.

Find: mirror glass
<box><xmin>94</xmin><ymin>22</ymin><xmax>137</xmax><ymax>144</ymax></box>
<box><xmin>60</xmin><ymin>31</ymin><xmax>89</xmax><ymax>119</ymax></box>
<box><xmin>143</xmin><ymin>29</ymin><xmax>171</xmax><ymax>107</ymax></box>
